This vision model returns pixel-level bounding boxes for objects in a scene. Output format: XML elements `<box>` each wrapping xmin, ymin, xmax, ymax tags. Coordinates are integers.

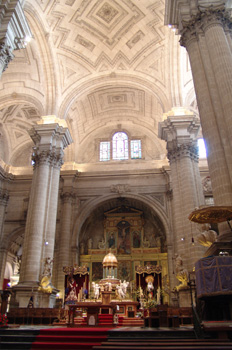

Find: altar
<box><xmin>67</xmin><ymin>302</ymin><xmax>102</xmax><ymax>327</ymax></box>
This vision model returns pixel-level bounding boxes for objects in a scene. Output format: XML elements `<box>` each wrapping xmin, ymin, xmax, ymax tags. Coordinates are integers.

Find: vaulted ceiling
<box><xmin>0</xmin><ymin>0</ymin><xmax>196</xmax><ymax>169</ymax></box>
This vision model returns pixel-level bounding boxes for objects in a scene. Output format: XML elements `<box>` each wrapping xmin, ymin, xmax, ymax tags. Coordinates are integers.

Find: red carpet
<box><xmin>31</xmin><ymin>327</ymin><xmax>113</xmax><ymax>350</ymax></box>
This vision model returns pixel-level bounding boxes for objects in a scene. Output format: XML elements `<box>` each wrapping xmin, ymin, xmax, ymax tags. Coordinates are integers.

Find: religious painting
<box><xmin>107</xmin><ymin>231</ymin><xmax>116</xmax><ymax>249</ymax></box>
<box><xmin>117</xmin><ymin>220</ymin><xmax>131</xmax><ymax>254</ymax></box>
<box><xmin>132</xmin><ymin>230</ymin><xmax>141</xmax><ymax>248</ymax></box>
<box><xmin>118</xmin><ymin>261</ymin><xmax>131</xmax><ymax>281</ymax></box>
<box><xmin>92</xmin><ymin>262</ymin><xmax>103</xmax><ymax>282</ymax></box>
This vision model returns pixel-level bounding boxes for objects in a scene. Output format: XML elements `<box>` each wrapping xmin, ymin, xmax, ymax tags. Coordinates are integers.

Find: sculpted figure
<box><xmin>98</xmin><ymin>238</ymin><xmax>106</xmax><ymax>249</ymax></box>
<box><xmin>196</xmin><ymin>223</ymin><xmax>217</xmax><ymax>247</ymax></box>
<box><xmin>116</xmin><ymin>281</ymin><xmax>127</xmax><ymax>299</ymax></box>
<box><xmin>92</xmin><ymin>282</ymin><xmax>100</xmax><ymax>299</ymax></box>
<box><xmin>42</xmin><ymin>257</ymin><xmax>53</xmax><ymax>276</ymax></box>
<box><xmin>65</xmin><ymin>276</ymin><xmax>78</xmax><ymax>302</ymax></box>
<box><xmin>88</xmin><ymin>238</ymin><xmax>93</xmax><ymax>249</ymax></box>
<box><xmin>39</xmin><ymin>257</ymin><xmax>54</xmax><ymax>294</ymax></box>
<box><xmin>174</xmin><ymin>254</ymin><xmax>189</xmax><ymax>291</ymax></box>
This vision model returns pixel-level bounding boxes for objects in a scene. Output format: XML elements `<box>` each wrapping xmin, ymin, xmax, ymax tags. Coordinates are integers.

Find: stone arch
<box><xmin>59</xmin><ymin>76</ymin><xmax>171</xmax><ymax>121</ymax></box>
<box><xmin>9</xmin><ymin>140</ymin><xmax>34</xmax><ymax>167</ymax></box>
<box><xmin>72</xmin><ymin>193</ymin><xmax>172</xmax><ymax>252</ymax></box>
<box><xmin>71</xmin><ymin>193</ymin><xmax>174</xmax><ymax>291</ymax></box>
<box><xmin>1</xmin><ymin>226</ymin><xmax>25</xmax><ymax>253</ymax></box>
<box><xmin>0</xmin><ymin>94</ymin><xmax>44</xmax><ymax>116</ymax></box>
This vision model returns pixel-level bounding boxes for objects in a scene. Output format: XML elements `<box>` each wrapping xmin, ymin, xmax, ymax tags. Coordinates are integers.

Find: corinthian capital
<box><xmin>32</xmin><ymin>150</ymin><xmax>54</xmax><ymax>167</ymax></box>
<box><xmin>0</xmin><ymin>188</ymin><xmax>9</xmax><ymax>206</ymax></box>
<box><xmin>167</xmin><ymin>144</ymin><xmax>199</xmax><ymax>163</ymax></box>
<box><xmin>50</xmin><ymin>151</ymin><xmax>64</xmax><ymax>169</ymax></box>
<box><xmin>179</xmin><ymin>5</ymin><xmax>232</xmax><ymax>47</ymax></box>
<box><xmin>60</xmin><ymin>192</ymin><xmax>76</xmax><ymax>204</ymax></box>
<box><xmin>0</xmin><ymin>39</ymin><xmax>14</xmax><ymax>73</ymax></box>
<box><xmin>165</xmin><ymin>1</ymin><xmax>231</xmax><ymax>37</ymax></box>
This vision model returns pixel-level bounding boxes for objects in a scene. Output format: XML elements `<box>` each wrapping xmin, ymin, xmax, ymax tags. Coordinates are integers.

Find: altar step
<box><xmin>53</xmin><ymin>315</ymin><xmax>143</xmax><ymax>327</ymax></box>
<box><xmin>99</xmin><ymin>314</ymin><xmax>114</xmax><ymax>326</ymax></box>
<box><xmin>118</xmin><ymin>317</ymin><xmax>144</xmax><ymax>327</ymax></box>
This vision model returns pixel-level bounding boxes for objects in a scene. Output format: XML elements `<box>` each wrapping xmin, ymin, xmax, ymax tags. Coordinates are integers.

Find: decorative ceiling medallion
<box><xmin>74</xmin><ymin>0</ymin><xmax>145</xmax><ymax>49</ymax></box>
<box><xmin>88</xmin><ymin>88</ymin><xmax>145</xmax><ymax>116</ymax></box>
<box><xmin>65</xmin><ymin>0</ymin><xmax>75</xmax><ymax>6</ymax></box>
<box><xmin>96</xmin><ymin>2</ymin><xmax>119</xmax><ymax>24</ymax></box>
<box><xmin>75</xmin><ymin>35</ymin><xmax>95</xmax><ymax>52</ymax></box>
<box><xmin>126</xmin><ymin>30</ymin><xmax>145</xmax><ymax>49</ymax></box>
<box><xmin>108</xmin><ymin>94</ymin><xmax>127</xmax><ymax>103</ymax></box>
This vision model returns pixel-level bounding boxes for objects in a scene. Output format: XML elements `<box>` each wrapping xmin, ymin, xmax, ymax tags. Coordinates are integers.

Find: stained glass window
<box><xmin>112</xmin><ymin>132</ymin><xmax>128</xmax><ymax>160</ymax></box>
<box><xmin>100</xmin><ymin>141</ymin><xmax>110</xmax><ymax>161</ymax></box>
<box><xmin>131</xmin><ymin>139</ymin><xmax>142</xmax><ymax>159</ymax></box>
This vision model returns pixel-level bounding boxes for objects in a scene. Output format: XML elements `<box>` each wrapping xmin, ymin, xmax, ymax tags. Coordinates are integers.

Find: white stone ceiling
<box><xmin>0</xmin><ymin>0</ymin><xmax>196</xmax><ymax>168</ymax></box>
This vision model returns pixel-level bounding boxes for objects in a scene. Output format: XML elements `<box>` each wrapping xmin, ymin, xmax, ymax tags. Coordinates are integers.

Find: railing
<box><xmin>192</xmin><ymin>305</ymin><xmax>204</xmax><ymax>339</ymax></box>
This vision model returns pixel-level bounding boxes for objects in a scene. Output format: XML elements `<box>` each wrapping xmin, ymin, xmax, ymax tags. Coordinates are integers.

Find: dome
<box><xmin>102</xmin><ymin>252</ymin><xmax>118</xmax><ymax>267</ymax></box>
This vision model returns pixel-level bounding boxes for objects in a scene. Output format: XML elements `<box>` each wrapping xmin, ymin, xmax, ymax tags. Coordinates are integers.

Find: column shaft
<box><xmin>57</xmin><ymin>193</ymin><xmax>73</xmax><ymax>298</ymax></box>
<box><xmin>43</xmin><ymin>165</ymin><xmax>62</xmax><ymax>260</ymax></box>
<box><xmin>18</xmin><ymin>120</ymin><xmax>72</xmax><ymax>291</ymax></box>
<box><xmin>20</xmin><ymin>162</ymin><xmax>51</xmax><ymax>283</ymax></box>
<box><xmin>185</xmin><ymin>36</ymin><xmax>232</xmax><ymax>206</ymax></box>
<box><xmin>204</xmin><ymin>22</ymin><xmax>232</xmax><ymax>142</ymax></box>
<box><xmin>159</xmin><ymin>115</ymin><xmax>206</xmax><ymax>273</ymax></box>
<box><xmin>0</xmin><ymin>189</ymin><xmax>9</xmax><ymax>243</ymax></box>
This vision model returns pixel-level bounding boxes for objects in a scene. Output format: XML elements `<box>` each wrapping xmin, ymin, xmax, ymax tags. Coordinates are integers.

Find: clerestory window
<box><xmin>198</xmin><ymin>138</ymin><xmax>207</xmax><ymax>158</ymax></box>
<box><xmin>99</xmin><ymin>132</ymin><xmax>142</xmax><ymax>162</ymax></box>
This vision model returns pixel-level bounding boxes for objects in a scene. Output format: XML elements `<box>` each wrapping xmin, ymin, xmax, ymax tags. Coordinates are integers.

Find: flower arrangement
<box><xmin>145</xmin><ymin>298</ymin><xmax>157</xmax><ymax>310</ymax></box>
<box><xmin>0</xmin><ymin>313</ymin><xmax>8</xmax><ymax>327</ymax></box>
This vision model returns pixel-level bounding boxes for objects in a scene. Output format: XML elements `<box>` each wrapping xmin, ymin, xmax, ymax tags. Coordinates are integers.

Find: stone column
<box><xmin>56</xmin><ymin>191</ymin><xmax>75</xmax><ymax>299</ymax></box>
<box><xmin>0</xmin><ymin>189</ymin><xmax>9</xmax><ymax>243</ymax></box>
<box><xmin>165</xmin><ymin>1</ymin><xmax>232</xmax><ymax>237</ymax></box>
<box><xmin>0</xmin><ymin>189</ymin><xmax>9</xmax><ymax>289</ymax></box>
<box><xmin>159</xmin><ymin>112</ymin><xmax>206</xmax><ymax>273</ymax></box>
<box><xmin>14</xmin><ymin>117</ymin><xmax>72</xmax><ymax>307</ymax></box>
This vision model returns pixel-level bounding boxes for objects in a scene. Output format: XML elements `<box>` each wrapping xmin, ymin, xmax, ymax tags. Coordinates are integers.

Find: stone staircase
<box><xmin>92</xmin><ymin>327</ymin><xmax>232</xmax><ymax>350</ymax></box>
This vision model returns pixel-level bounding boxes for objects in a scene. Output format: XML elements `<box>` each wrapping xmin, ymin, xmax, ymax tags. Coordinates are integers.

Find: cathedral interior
<box><xmin>0</xmin><ymin>0</ymin><xmax>232</xmax><ymax>317</ymax></box>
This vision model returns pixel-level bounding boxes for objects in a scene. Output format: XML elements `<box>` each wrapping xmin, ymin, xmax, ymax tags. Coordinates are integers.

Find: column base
<box><xmin>11</xmin><ymin>283</ymin><xmax>59</xmax><ymax>308</ymax></box>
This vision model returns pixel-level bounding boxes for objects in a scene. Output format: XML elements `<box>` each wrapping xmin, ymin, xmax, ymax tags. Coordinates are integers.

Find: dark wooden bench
<box><xmin>7</xmin><ymin>307</ymin><xmax>61</xmax><ymax>325</ymax></box>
